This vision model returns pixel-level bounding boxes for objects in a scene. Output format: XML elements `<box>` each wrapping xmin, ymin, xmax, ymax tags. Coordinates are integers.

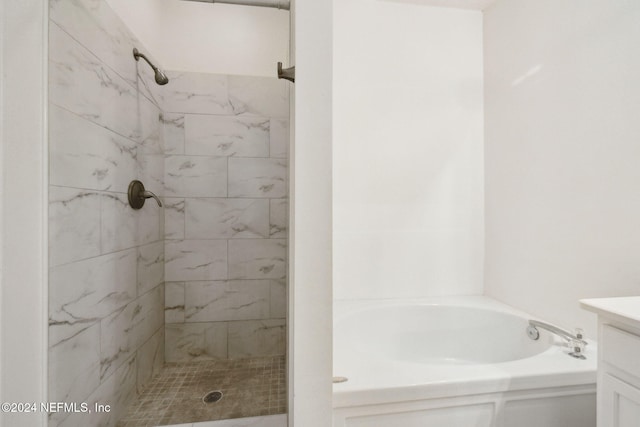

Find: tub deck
<box><xmin>333</xmin><ymin>296</ymin><xmax>596</xmax><ymax>409</ymax></box>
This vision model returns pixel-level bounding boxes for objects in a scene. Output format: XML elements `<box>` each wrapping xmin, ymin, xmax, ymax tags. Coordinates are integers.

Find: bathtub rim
<box><xmin>332</xmin><ymin>296</ymin><xmax>597</xmax><ymax>409</ymax></box>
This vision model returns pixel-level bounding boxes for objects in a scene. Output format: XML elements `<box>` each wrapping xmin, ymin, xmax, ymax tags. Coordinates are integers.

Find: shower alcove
<box><xmin>46</xmin><ymin>0</ymin><xmax>293</xmax><ymax>425</ymax></box>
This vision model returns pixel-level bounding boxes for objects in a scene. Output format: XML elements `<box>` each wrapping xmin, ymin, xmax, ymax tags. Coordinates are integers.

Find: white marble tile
<box><xmin>165</xmin><ymin>155</ymin><xmax>227</xmax><ymax>198</ymax></box>
<box><xmin>270</xmin><ymin>119</ymin><xmax>289</xmax><ymax>159</ymax></box>
<box><xmin>228</xmin><ymin>319</ymin><xmax>286</xmax><ymax>358</ymax></box>
<box><xmin>228</xmin><ymin>75</ymin><xmax>289</xmax><ymax>118</ymax></box>
<box><xmin>165</xmin><ymin>282</ymin><xmax>185</xmax><ymax>324</ymax></box>
<box><xmin>270</xmin><ymin>280</ymin><xmax>287</xmax><ymax>319</ymax></box>
<box><xmin>138</xmin><ymin>90</ymin><xmax>163</xmax><ymax>144</ymax></box>
<box><xmin>136</xmin><ymin>327</ymin><xmax>164</xmax><ymax>392</ymax></box>
<box><xmin>165</xmin><ymin>322</ymin><xmax>228</xmax><ymax>362</ymax></box>
<box><xmin>49</xmin><ymin>0</ymin><xmax>164</xmax><ymax>110</ymax></box>
<box><xmin>136</xmin><ymin>192</ymin><xmax>163</xmax><ymax>246</ymax></box>
<box><xmin>89</xmin><ymin>356</ymin><xmax>138</xmax><ymax>427</ymax></box>
<box><xmin>185</xmin><ymin>115</ymin><xmax>270</xmax><ymax>157</ymax></box>
<box><xmin>49</xmin><ymin>105</ymin><xmax>137</xmax><ymax>192</ymax></box>
<box><xmin>49</xmin><ymin>186</ymin><xmax>101</xmax><ymax>267</ymax></box>
<box><xmin>162</xmin><ymin>113</ymin><xmax>185</xmax><ymax>154</ymax></box>
<box><xmin>228</xmin><ymin>239</ymin><xmax>287</xmax><ymax>280</ymax></box>
<box><xmin>164</xmin><ymin>198</ymin><xmax>185</xmax><ymax>240</ymax></box>
<box><xmin>100</xmin><ymin>192</ymin><xmax>136</xmax><ymax>253</ymax></box>
<box><xmin>49</xmin><ymin>248</ymin><xmax>137</xmax><ymax>348</ymax></box>
<box><xmin>185</xmin><ymin>198</ymin><xmax>269</xmax><ymax>239</ymax></box>
<box><xmin>139</xmin><ymin>123</ymin><xmax>163</xmax><ymax>155</ymax></box>
<box><xmin>100</xmin><ymin>285</ymin><xmax>163</xmax><ymax>380</ymax></box>
<box><xmin>138</xmin><ymin>242</ymin><xmax>164</xmax><ymax>296</ymax></box>
<box><xmin>165</xmin><ymin>240</ymin><xmax>227</xmax><ymax>281</ymax></box>
<box><xmin>228</xmin><ymin>158</ymin><xmax>287</xmax><ymax>198</ymax></box>
<box><xmin>184</xmin><ymin>280</ymin><xmax>270</xmax><ymax>322</ymax></box>
<box><xmin>137</xmin><ymin>153</ymin><xmax>165</xmax><ymax>197</ymax></box>
<box><xmin>48</xmin><ymin>322</ymin><xmax>100</xmax><ymax>404</ymax></box>
<box><xmin>49</xmin><ymin>23</ymin><xmax>158</xmax><ymax>143</ymax></box>
<box><xmin>136</xmin><ymin>62</ymin><xmax>166</xmax><ymax>109</ymax></box>
<box><xmin>160</xmin><ymin>71</ymin><xmax>231</xmax><ymax>114</ymax></box>
<box><xmin>50</xmin><ymin>0</ymin><xmax>141</xmax><ymax>94</ymax></box>
<box><xmin>269</xmin><ymin>199</ymin><xmax>288</xmax><ymax>238</ymax></box>
<box><xmin>57</xmin><ymin>355</ymin><xmax>138</xmax><ymax>427</ymax></box>
<box><xmin>101</xmin><ymin>192</ymin><xmax>162</xmax><ymax>253</ymax></box>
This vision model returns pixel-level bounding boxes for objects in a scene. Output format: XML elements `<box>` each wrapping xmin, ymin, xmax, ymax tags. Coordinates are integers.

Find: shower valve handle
<box><xmin>128</xmin><ymin>180</ymin><xmax>163</xmax><ymax>209</ymax></box>
<box><xmin>142</xmin><ymin>190</ymin><xmax>162</xmax><ymax>207</ymax></box>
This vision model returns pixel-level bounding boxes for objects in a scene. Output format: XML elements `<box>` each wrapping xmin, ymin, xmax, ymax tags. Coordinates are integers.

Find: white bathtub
<box><xmin>333</xmin><ymin>296</ymin><xmax>597</xmax><ymax>427</ymax></box>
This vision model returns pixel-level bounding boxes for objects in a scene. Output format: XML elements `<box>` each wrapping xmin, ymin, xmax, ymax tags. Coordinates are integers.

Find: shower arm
<box><xmin>133</xmin><ymin>49</ymin><xmax>159</xmax><ymax>73</ymax></box>
<box><xmin>180</xmin><ymin>0</ymin><xmax>290</xmax><ymax>11</ymax></box>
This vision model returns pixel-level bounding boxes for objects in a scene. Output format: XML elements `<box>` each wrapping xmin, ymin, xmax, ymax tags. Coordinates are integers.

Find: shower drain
<box><xmin>202</xmin><ymin>390</ymin><xmax>223</xmax><ymax>404</ymax></box>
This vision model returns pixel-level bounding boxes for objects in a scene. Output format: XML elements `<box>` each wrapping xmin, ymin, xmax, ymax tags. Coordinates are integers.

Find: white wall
<box><xmin>289</xmin><ymin>0</ymin><xmax>333</xmax><ymax>425</ymax></box>
<box><xmin>333</xmin><ymin>0</ymin><xmax>484</xmax><ymax>300</ymax></box>
<box><xmin>106</xmin><ymin>0</ymin><xmax>289</xmax><ymax>77</ymax></box>
<box><xmin>0</xmin><ymin>0</ymin><xmax>48</xmax><ymax>425</ymax></box>
<box><xmin>484</xmin><ymin>0</ymin><xmax>640</xmax><ymax>338</ymax></box>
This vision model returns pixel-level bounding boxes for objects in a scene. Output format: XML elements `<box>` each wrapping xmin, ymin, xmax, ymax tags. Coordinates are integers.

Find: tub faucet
<box><xmin>526</xmin><ymin>320</ymin><xmax>588</xmax><ymax>359</ymax></box>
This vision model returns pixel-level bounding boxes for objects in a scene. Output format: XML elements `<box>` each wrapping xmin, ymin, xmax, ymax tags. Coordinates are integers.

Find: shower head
<box><xmin>154</xmin><ymin>69</ymin><xmax>169</xmax><ymax>86</ymax></box>
<box><xmin>133</xmin><ymin>48</ymin><xmax>169</xmax><ymax>86</ymax></box>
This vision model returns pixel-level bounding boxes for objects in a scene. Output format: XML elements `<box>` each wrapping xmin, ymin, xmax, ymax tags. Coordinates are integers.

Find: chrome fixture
<box><xmin>527</xmin><ymin>320</ymin><xmax>588</xmax><ymax>359</ymax></box>
<box><xmin>128</xmin><ymin>180</ymin><xmax>163</xmax><ymax>209</ymax></box>
<box><xmin>277</xmin><ymin>62</ymin><xmax>295</xmax><ymax>83</ymax></box>
<box><xmin>133</xmin><ymin>48</ymin><xmax>169</xmax><ymax>85</ymax></box>
<box><xmin>180</xmin><ymin>0</ymin><xmax>290</xmax><ymax>10</ymax></box>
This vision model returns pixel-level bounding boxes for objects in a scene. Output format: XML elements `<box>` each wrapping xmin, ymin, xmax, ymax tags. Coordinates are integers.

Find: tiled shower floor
<box><xmin>116</xmin><ymin>356</ymin><xmax>286</xmax><ymax>427</ymax></box>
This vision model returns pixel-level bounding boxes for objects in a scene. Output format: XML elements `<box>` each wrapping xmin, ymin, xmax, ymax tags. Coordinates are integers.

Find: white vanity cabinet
<box><xmin>581</xmin><ymin>297</ymin><xmax>640</xmax><ymax>427</ymax></box>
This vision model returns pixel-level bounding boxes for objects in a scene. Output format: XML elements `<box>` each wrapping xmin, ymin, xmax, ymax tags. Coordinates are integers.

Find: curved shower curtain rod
<box><xmin>182</xmin><ymin>0</ymin><xmax>290</xmax><ymax>11</ymax></box>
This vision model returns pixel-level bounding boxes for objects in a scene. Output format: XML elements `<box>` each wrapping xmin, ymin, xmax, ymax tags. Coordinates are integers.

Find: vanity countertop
<box><xmin>580</xmin><ymin>296</ymin><xmax>640</xmax><ymax>327</ymax></box>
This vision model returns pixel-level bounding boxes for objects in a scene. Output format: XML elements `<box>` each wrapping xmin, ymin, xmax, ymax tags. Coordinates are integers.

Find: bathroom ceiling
<box><xmin>383</xmin><ymin>0</ymin><xmax>498</xmax><ymax>11</ymax></box>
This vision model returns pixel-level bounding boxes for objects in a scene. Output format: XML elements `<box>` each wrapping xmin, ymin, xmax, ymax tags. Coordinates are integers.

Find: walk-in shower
<box><xmin>47</xmin><ymin>0</ymin><xmax>290</xmax><ymax>426</ymax></box>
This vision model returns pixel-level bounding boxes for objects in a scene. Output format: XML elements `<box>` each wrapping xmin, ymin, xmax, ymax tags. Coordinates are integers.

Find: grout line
<box><xmin>225</xmin><ymin>156</ymin><xmax>229</xmax><ymax>198</ymax></box>
<box><xmin>183</xmin><ymin>197</ymin><xmax>187</xmax><ymax>239</ymax></box>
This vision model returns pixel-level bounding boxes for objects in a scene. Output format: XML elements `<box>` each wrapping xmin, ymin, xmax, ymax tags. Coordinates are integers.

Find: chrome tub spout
<box><xmin>526</xmin><ymin>319</ymin><xmax>588</xmax><ymax>359</ymax></box>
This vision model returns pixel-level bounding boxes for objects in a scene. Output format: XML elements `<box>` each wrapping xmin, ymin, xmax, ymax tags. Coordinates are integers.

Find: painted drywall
<box><xmin>0</xmin><ymin>0</ymin><xmax>48</xmax><ymax>426</ymax></box>
<box><xmin>105</xmin><ymin>0</ymin><xmax>289</xmax><ymax>77</ymax></box>
<box><xmin>484</xmin><ymin>0</ymin><xmax>640</xmax><ymax>338</ymax></box>
<box><xmin>333</xmin><ymin>0</ymin><xmax>484</xmax><ymax>300</ymax></box>
<box><xmin>289</xmin><ymin>0</ymin><xmax>334</xmax><ymax>423</ymax></box>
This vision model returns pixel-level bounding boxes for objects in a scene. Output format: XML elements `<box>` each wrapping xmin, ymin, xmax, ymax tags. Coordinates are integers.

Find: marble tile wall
<box><xmin>48</xmin><ymin>1</ymin><xmax>289</xmax><ymax>425</ymax></box>
<box><xmin>48</xmin><ymin>1</ymin><xmax>165</xmax><ymax>426</ymax></box>
<box><xmin>160</xmin><ymin>71</ymin><xmax>289</xmax><ymax>362</ymax></box>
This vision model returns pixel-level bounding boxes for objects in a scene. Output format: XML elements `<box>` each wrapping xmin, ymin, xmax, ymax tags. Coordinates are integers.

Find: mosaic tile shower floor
<box><xmin>117</xmin><ymin>356</ymin><xmax>286</xmax><ymax>427</ymax></box>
